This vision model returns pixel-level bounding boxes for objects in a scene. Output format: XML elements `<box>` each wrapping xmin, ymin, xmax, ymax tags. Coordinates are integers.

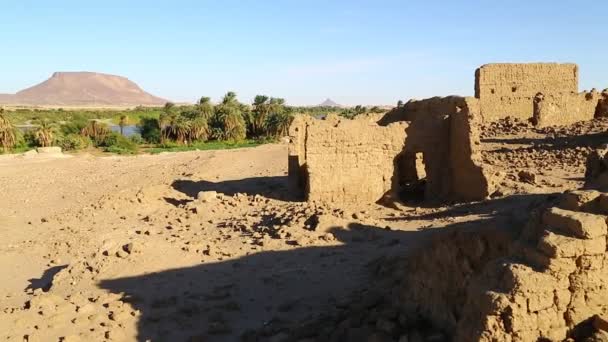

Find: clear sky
<box><xmin>1</xmin><ymin>0</ymin><xmax>607</xmax><ymax>106</ymax></box>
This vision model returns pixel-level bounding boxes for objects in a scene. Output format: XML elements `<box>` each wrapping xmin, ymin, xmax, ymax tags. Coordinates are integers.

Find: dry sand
<box><xmin>1</xmin><ymin>118</ymin><xmax>606</xmax><ymax>341</ymax></box>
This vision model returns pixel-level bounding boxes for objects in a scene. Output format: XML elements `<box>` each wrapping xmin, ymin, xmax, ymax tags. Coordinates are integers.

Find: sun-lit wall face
<box><xmin>476</xmin><ymin>63</ymin><xmax>579</xmax><ymax>121</ymax></box>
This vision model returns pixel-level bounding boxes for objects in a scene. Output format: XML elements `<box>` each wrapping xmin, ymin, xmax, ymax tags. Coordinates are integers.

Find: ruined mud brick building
<box><xmin>476</xmin><ymin>63</ymin><xmax>608</xmax><ymax>127</ymax></box>
<box><xmin>288</xmin><ymin>62</ymin><xmax>608</xmax><ymax>205</ymax></box>
<box><xmin>289</xmin><ymin>97</ymin><xmax>492</xmax><ymax>205</ymax></box>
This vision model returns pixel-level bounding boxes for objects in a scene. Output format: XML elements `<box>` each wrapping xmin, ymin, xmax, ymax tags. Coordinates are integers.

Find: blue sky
<box><xmin>1</xmin><ymin>1</ymin><xmax>607</xmax><ymax>105</ymax></box>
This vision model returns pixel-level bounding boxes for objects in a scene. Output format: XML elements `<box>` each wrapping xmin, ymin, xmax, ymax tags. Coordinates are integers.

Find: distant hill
<box><xmin>317</xmin><ymin>98</ymin><xmax>341</xmax><ymax>107</ymax></box>
<box><xmin>0</xmin><ymin>72</ymin><xmax>168</xmax><ymax>107</ymax></box>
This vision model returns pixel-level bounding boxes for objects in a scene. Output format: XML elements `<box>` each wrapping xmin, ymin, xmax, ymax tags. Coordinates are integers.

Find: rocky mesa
<box><xmin>0</xmin><ymin>71</ymin><xmax>168</xmax><ymax>106</ymax></box>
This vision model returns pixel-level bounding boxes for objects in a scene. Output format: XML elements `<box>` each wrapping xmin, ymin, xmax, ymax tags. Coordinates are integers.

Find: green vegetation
<box><xmin>146</xmin><ymin>140</ymin><xmax>262</xmax><ymax>154</ymax></box>
<box><xmin>338</xmin><ymin>105</ymin><xmax>385</xmax><ymax>119</ymax></box>
<box><xmin>4</xmin><ymin>106</ymin><xmax>162</xmax><ymax>126</ymax></box>
<box><xmin>0</xmin><ymin>94</ymin><xmax>390</xmax><ymax>155</ymax></box>
<box><xmin>0</xmin><ymin>108</ymin><xmax>17</xmax><ymax>152</ymax></box>
<box><xmin>34</xmin><ymin>120</ymin><xmax>56</xmax><ymax>147</ymax></box>
<box><xmin>100</xmin><ymin>132</ymin><xmax>139</xmax><ymax>154</ymax></box>
<box><xmin>56</xmin><ymin>134</ymin><xmax>92</xmax><ymax>151</ymax></box>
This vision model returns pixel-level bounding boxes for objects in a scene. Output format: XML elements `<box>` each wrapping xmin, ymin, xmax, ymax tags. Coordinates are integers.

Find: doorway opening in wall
<box><xmin>394</xmin><ymin>151</ymin><xmax>427</xmax><ymax>204</ymax></box>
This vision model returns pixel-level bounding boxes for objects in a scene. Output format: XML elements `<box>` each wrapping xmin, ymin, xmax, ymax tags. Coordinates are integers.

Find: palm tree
<box><xmin>354</xmin><ymin>105</ymin><xmax>366</xmax><ymax>115</ymax></box>
<box><xmin>159</xmin><ymin>102</ymin><xmax>178</xmax><ymax>143</ymax></box>
<box><xmin>163</xmin><ymin>102</ymin><xmax>175</xmax><ymax>113</ymax></box>
<box><xmin>213</xmin><ymin>104</ymin><xmax>246</xmax><ymax>141</ymax></box>
<box><xmin>197</xmin><ymin>97</ymin><xmax>214</xmax><ymax>120</ymax></box>
<box><xmin>81</xmin><ymin>120</ymin><xmax>110</xmax><ymax>145</ymax></box>
<box><xmin>0</xmin><ymin>108</ymin><xmax>17</xmax><ymax>152</ymax></box>
<box><xmin>198</xmin><ymin>96</ymin><xmax>211</xmax><ymax>105</ymax></box>
<box><xmin>118</xmin><ymin>115</ymin><xmax>129</xmax><ymax>136</ymax></box>
<box><xmin>35</xmin><ymin>120</ymin><xmax>55</xmax><ymax>147</ymax></box>
<box><xmin>188</xmin><ymin>116</ymin><xmax>210</xmax><ymax>142</ymax></box>
<box><xmin>251</xmin><ymin>95</ymin><xmax>270</xmax><ymax>136</ymax></box>
<box><xmin>222</xmin><ymin>91</ymin><xmax>238</xmax><ymax>106</ymax></box>
<box><xmin>266</xmin><ymin>112</ymin><xmax>294</xmax><ymax>137</ymax></box>
<box><xmin>169</xmin><ymin>115</ymin><xmax>191</xmax><ymax>145</ymax></box>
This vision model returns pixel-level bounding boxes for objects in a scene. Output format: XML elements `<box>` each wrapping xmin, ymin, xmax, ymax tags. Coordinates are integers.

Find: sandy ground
<box><xmin>0</xmin><ymin>144</ymin><xmax>444</xmax><ymax>341</ymax></box>
<box><xmin>1</xmin><ymin>118</ymin><xmax>606</xmax><ymax>341</ymax></box>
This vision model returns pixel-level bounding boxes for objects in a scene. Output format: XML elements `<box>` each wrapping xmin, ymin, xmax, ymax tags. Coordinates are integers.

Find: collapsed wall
<box><xmin>378</xmin><ymin>96</ymin><xmax>467</xmax><ymax>125</ymax></box>
<box><xmin>288</xmin><ymin>114</ymin><xmax>408</xmax><ymax>205</ymax></box>
<box><xmin>399</xmin><ymin>190</ymin><xmax>608</xmax><ymax>341</ymax></box>
<box><xmin>532</xmin><ymin>89</ymin><xmax>605</xmax><ymax>127</ymax></box>
<box><xmin>476</xmin><ymin>63</ymin><xmax>579</xmax><ymax>121</ymax></box>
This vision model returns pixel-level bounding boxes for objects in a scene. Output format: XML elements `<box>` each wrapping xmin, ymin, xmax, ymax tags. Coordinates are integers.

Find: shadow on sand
<box><xmin>172</xmin><ymin>176</ymin><xmax>296</xmax><ymax>202</ymax></box>
<box><xmin>99</xmin><ymin>181</ymin><xmax>547</xmax><ymax>341</ymax></box>
<box><xmin>99</xmin><ymin>223</ymin><xmax>438</xmax><ymax>341</ymax></box>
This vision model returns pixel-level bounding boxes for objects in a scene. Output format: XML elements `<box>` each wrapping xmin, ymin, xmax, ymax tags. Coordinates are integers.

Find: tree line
<box><xmin>0</xmin><ymin>91</ymin><xmax>295</xmax><ymax>153</ymax></box>
<box><xmin>0</xmin><ymin>93</ymin><xmax>397</xmax><ymax>153</ymax></box>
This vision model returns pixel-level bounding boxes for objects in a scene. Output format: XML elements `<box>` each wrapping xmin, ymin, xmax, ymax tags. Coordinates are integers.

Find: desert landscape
<box><xmin>2</xmin><ymin>62</ymin><xmax>608</xmax><ymax>342</ymax></box>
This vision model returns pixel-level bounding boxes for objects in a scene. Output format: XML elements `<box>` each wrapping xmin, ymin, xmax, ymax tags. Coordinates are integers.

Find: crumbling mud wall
<box><xmin>378</xmin><ymin>96</ymin><xmax>466</xmax><ymax>126</ymax></box>
<box><xmin>585</xmin><ymin>146</ymin><xmax>608</xmax><ymax>190</ymax></box>
<box><xmin>399</xmin><ymin>96</ymin><xmax>494</xmax><ymax>201</ymax></box>
<box><xmin>476</xmin><ymin>63</ymin><xmax>579</xmax><ymax>121</ymax></box>
<box><xmin>458</xmin><ymin>191</ymin><xmax>608</xmax><ymax>341</ymax></box>
<box><xmin>399</xmin><ymin>224</ymin><xmax>516</xmax><ymax>333</ymax></box>
<box><xmin>287</xmin><ymin>114</ymin><xmax>314</xmax><ymax>197</ymax></box>
<box><xmin>288</xmin><ymin>114</ymin><xmax>407</xmax><ymax>205</ymax></box>
<box><xmin>399</xmin><ymin>190</ymin><xmax>608</xmax><ymax>341</ymax></box>
<box><xmin>289</xmin><ymin>96</ymin><xmax>494</xmax><ymax>205</ymax></box>
<box><xmin>532</xmin><ymin>90</ymin><xmax>603</xmax><ymax>127</ymax></box>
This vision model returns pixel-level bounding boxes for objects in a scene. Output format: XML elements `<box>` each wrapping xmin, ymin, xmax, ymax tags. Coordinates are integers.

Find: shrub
<box><xmin>129</xmin><ymin>133</ymin><xmax>144</xmax><ymax>145</ymax></box>
<box><xmin>138</xmin><ymin>117</ymin><xmax>161</xmax><ymax>143</ymax></box>
<box><xmin>57</xmin><ymin>134</ymin><xmax>92</xmax><ymax>151</ymax></box>
<box><xmin>101</xmin><ymin>132</ymin><xmax>138</xmax><ymax>154</ymax></box>
<box><xmin>21</xmin><ymin>131</ymin><xmax>38</xmax><ymax>148</ymax></box>
<box><xmin>60</xmin><ymin>119</ymin><xmax>88</xmax><ymax>135</ymax></box>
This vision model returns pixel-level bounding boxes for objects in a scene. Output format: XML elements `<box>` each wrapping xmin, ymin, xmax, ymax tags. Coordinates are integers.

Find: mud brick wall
<box><xmin>401</xmin><ymin>96</ymin><xmax>494</xmax><ymax>201</ymax></box>
<box><xmin>533</xmin><ymin>90</ymin><xmax>602</xmax><ymax>127</ymax></box>
<box><xmin>476</xmin><ymin>63</ymin><xmax>579</xmax><ymax>121</ymax></box>
<box><xmin>289</xmin><ymin>115</ymin><xmax>407</xmax><ymax>205</ymax></box>
<box><xmin>378</xmin><ymin>96</ymin><xmax>466</xmax><ymax>125</ymax></box>
<box><xmin>289</xmin><ymin>97</ymin><xmax>493</xmax><ymax>205</ymax></box>
<box><xmin>456</xmin><ymin>191</ymin><xmax>608</xmax><ymax>341</ymax></box>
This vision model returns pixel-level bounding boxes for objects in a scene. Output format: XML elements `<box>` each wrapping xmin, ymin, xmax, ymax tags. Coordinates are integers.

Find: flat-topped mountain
<box><xmin>0</xmin><ymin>72</ymin><xmax>168</xmax><ymax>106</ymax></box>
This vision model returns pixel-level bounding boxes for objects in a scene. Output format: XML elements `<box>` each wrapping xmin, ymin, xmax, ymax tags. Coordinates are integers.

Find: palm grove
<box><xmin>0</xmin><ymin>92</ymin><xmax>295</xmax><ymax>153</ymax></box>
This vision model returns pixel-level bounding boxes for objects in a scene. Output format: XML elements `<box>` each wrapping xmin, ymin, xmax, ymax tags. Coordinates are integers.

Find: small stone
<box><xmin>518</xmin><ymin>170</ymin><xmax>536</xmax><ymax>184</ymax></box>
<box><xmin>122</xmin><ymin>243</ymin><xmax>134</xmax><ymax>254</ymax></box>
<box><xmin>115</xmin><ymin>249</ymin><xmax>129</xmax><ymax>258</ymax></box>
<box><xmin>61</xmin><ymin>335</ymin><xmax>81</xmax><ymax>342</ymax></box>
<box><xmin>198</xmin><ymin>191</ymin><xmax>218</xmax><ymax>202</ymax></box>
